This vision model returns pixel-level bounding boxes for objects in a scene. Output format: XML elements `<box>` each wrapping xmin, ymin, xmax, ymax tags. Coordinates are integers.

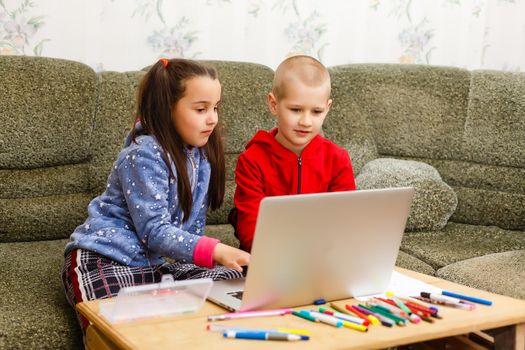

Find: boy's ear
<box><xmin>327</xmin><ymin>98</ymin><xmax>333</xmax><ymax>111</ymax></box>
<box><xmin>268</xmin><ymin>92</ymin><xmax>278</xmax><ymax>116</ymax></box>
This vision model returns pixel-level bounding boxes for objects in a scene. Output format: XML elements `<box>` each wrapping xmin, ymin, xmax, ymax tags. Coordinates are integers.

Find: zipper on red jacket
<box><xmin>297</xmin><ymin>157</ymin><xmax>302</xmax><ymax>194</ymax></box>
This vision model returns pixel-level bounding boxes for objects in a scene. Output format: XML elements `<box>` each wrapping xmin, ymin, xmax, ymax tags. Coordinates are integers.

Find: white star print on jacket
<box><xmin>65</xmin><ymin>123</ymin><xmax>211</xmax><ymax>267</ymax></box>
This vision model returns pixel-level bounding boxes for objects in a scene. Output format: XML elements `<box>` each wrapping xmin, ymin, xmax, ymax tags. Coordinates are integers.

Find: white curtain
<box><xmin>1</xmin><ymin>0</ymin><xmax>524</xmax><ymax>72</ymax></box>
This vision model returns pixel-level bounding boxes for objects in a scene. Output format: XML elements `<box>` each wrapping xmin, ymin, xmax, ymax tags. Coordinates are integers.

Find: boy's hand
<box><xmin>213</xmin><ymin>243</ymin><xmax>250</xmax><ymax>273</ymax></box>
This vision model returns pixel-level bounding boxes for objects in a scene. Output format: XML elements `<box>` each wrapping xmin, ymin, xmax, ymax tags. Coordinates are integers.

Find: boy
<box><xmin>230</xmin><ymin>55</ymin><xmax>356</xmax><ymax>251</ymax></box>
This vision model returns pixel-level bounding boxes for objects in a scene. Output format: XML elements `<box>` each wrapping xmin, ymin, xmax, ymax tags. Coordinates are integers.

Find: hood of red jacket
<box><xmin>244</xmin><ymin>128</ymin><xmax>323</xmax><ymax>160</ymax></box>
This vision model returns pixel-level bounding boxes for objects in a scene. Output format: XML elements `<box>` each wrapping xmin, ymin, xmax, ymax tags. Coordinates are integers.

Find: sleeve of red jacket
<box><xmin>233</xmin><ymin>152</ymin><xmax>265</xmax><ymax>252</ymax></box>
<box><xmin>329</xmin><ymin>148</ymin><xmax>357</xmax><ymax>192</ymax></box>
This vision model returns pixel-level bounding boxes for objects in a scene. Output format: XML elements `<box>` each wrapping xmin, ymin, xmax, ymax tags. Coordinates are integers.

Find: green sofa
<box><xmin>0</xmin><ymin>56</ymin><xmax>523</xmax><ymax>349</ymax></box>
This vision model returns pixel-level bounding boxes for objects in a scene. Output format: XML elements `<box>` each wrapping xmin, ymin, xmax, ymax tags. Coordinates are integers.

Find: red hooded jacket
<box><xmin>231</xmin><ymin>128</ymin><xmax>356</xmax><ymax>251</ymax></box>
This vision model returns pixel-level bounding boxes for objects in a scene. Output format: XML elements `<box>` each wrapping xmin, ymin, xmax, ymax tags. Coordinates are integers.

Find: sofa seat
<box><xmin>436</xmin><ymin>250</ymin><xmax>525</xmax><ymax>300</ymax></box>
<box><xmin>0</xmin><ymin>239</ymin><xmax>82</xmax><ymax>349</ymax></box>
<box><xmin>395</xmin><ymin>251</ymin><xmax>435</xmax><ymax>276</ymax></box>
<box><xmin>401</xmin><ymin>223</ymin><xmax>525</xmax><ymax>270</ymax></box>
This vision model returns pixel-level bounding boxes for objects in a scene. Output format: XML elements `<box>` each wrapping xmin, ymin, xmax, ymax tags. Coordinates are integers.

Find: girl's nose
<box><xmin>207</xmin><ymin>110</ymin><xmax>218</xmax><ymax>125</ymax></box>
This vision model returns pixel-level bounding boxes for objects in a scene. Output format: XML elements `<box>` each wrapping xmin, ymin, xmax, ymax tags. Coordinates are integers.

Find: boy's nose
<box><xmin>298</xmin><ymin>113</ymin><xmax>313</xmax><ymax>126</ymax></box>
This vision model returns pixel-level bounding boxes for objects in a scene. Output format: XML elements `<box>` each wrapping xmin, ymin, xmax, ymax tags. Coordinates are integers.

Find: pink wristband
<box><xmin>193</xmin><ymin>236</ymin><xmax>220</xmax><ymax>268</ymax></box>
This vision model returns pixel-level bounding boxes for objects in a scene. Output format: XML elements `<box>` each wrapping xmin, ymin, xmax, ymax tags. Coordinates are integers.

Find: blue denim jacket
<box><xmin>65</xmin><ymin>124</ymin><xmax>210</xmax><ymax>267</ymax></box>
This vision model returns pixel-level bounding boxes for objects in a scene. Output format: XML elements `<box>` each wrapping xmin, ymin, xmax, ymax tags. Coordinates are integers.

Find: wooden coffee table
<box><xmin>77</xmin><ymin>268</ymin><xmax>525</xmax><ymax>350</ymax></box>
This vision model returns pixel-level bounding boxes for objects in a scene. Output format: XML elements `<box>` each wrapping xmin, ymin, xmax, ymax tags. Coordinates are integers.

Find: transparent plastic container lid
<box><xmin>99</xmin><ymin>275</ymin><xmax>213</xmax><ymax>323</ymax></box>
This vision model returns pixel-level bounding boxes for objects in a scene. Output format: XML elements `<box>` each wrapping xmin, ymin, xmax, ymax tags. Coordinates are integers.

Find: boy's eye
<box><xmin>290</xmin><ymin>108</ymin><xmax>301</xmax><ymax>112</ymax></box>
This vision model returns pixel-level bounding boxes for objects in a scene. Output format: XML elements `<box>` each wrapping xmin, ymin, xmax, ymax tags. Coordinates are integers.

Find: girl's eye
<box><xmin>197</xmin><ymin>108</ymin><xmax>206</xmax><ymax>113</ymax></box>
<box><xmin>214</xmin><ymin>106</ymin><xmax>219</xmax><ymax>112</ymax></box>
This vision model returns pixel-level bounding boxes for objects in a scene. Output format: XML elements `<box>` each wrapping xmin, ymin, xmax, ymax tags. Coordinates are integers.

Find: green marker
<box><xmin>292</xmin><ymin>310</ymin><xmax>318</xmax><ymax>323</ymax></box>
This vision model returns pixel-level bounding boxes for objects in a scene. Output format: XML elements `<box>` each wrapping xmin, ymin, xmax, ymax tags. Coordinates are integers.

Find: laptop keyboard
<box><xmin>227</xmin><ymin>290</ymin><xmax>244</xmax><ymax>300</ymax></box>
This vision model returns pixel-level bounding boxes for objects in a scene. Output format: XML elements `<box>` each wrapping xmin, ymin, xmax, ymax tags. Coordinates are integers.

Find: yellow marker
<box><xmin>341</xmin><ymin>320</ymin><xmax>368</xmax><ymax>332</ymax></box>
<box><xmin>366</xmin><ymin>314</ymin><xmax>381</xmax><ymax>326</ymax></box>
<box><xmin>278</xmin><ymin>328</ymin><xmax>311</xmax><ymax>336</ymax></box>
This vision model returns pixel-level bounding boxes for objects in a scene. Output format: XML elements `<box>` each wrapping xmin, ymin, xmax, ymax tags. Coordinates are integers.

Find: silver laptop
<box><xmin>208</xmin><ymin>187</ymin><xmax>414</xmax><ymax>311</ymax></box>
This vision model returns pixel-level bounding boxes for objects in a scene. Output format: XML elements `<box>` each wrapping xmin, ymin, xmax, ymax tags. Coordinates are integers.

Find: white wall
<box><xmin>1</xmin><ymin>0</ymin><xmax>524</xmax><ymax>72</ymax></box>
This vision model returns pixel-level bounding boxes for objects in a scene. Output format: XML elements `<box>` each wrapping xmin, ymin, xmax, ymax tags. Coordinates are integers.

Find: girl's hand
<box><xmin>213</xmin><ymin>243</ymin><xmax>250</xmax><ymax>273</ymax></box>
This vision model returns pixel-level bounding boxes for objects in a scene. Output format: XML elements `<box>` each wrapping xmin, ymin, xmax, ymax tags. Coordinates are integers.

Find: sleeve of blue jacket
<box><xmin>117</xmin><ymin>145</ymin><xmax>202</xmax><ymax>264</ymax></box>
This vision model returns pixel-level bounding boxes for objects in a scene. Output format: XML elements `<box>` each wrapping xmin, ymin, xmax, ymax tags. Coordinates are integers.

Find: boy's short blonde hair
<box><xmin>272</xmin><ymin>55</ymin><xmax>331</xmax><ymax>100</ymax></box>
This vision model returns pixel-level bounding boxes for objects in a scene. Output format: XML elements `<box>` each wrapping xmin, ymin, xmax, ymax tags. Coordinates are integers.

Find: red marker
<box><xmin>346</xmin><ymin>305</ymin><xmax>376</xmax><ymax>326</ymax></box>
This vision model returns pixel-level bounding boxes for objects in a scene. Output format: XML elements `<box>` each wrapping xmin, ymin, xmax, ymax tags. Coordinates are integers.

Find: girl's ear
<box><xmin>267</xmin><ymin>92</ymin><xmax>279</xmax><ymax>116</ymax></box>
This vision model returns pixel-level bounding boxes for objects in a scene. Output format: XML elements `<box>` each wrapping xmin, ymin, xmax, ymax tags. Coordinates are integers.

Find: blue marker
<box><xmin>223</xmin><ymin>330</ymin><xmax>308</xmax><ymax>341</ymax></box>
<box><xmin>442</xmin><ymin>290</ymin><xmax>493</xmax><ymax>306</ymax></box>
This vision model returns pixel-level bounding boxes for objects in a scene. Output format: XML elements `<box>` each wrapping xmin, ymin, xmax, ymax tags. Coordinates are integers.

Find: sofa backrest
<box><xmin>1</xmin><ymin>56</ymin><xmax>522</xmax><ymax>243</ymax></box>
<box><xmin>464</xmin><ymin>70</ymin><xmax>525</xmax><ymax>168</ymax></box>
<box><xmin>0</xmin><ymin>56</ymin><xmax>97</xmax><ymax>242</ymax></box>
<box><xmin>452</xmin><ymin>70</ymin><xmax>525</xmax><ymax>230</ymax></box>
<box><xmin>328</xmin><ymin>64</ymin><xmax>524</xmax><ymax>231</ymax></box>
<box><xmin>88</xmin><ymin>71</ymin><xmax>146</xmax><ymax>195</ymax></box>
<box><xmin>329</xmin><ymin>64</ymin><xmax>471</xmax><ymax>161</ymax></box>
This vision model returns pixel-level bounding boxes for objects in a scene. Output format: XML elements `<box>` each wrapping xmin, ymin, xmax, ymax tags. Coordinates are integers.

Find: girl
<box><xmin>62</xmin><ymin>58</ymin><xmax>250</xmax><ymax>330</ymax></box>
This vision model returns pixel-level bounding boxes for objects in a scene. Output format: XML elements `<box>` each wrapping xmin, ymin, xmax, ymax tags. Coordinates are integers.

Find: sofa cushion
<box><xmin>204</xmin><ymin>61</ymin><xmax>275</xmax><ymax>154</ymax></box>
<box><xmin>328</xmin><ymin>64</ymin><xmax>471</xmax><ymax>161</ymax></box>
<box><xmin>451</xmin><ymin>187</ymin><xmax>525</xmax><ymax>231</ymax></box>
<box><xmin>0</xmin><ymin>194</ymin><xmax>91</xmax><ymax>242</ymax></box>
<box><xmin>0</xmin><ymin>239</ymin><xmax>82</xmax><ymax>349</ymax></box>
<box><xmin>326</xmin><ymin>67</ymin><xmax>379</xmax><ymax>174</ymax></box>
<box><xmin>422</xmin><ymin>158</ymin><xmax>525</xmax><ymax>194</ymax></box>
<box><xmin>463</xmin><ymin>70</ymin><xmax>525</xmax><ymax>168</ymax></box>
<box><xmin>89</xmin><ymin>71</ymin><xmax>144</xmax><ymax>195</ymax></box>
<box><xmin>395</xmin><ymin>251</ymin><xmax>435</xmax><ymax>276</ymax></box>
<box><xmin>356</xmin><ymin>158</ymin><xmax>457</xmax><ymax>231</ymax></box>
<box><xmin>409</xmin><ymin>158</ymin><xmax>525</xmax><ymax>230</ymax></box>
<box><xmin>0</xmin><ymin>164</ymin><xmax>89</xmax><ymax>199</ymax></box>
<box><xmin>436</xmin><ymin>250</ymin><xmax>525</xmax><ymax>300</ymax></box>
<box><xmin>0</xmin><ymin>56</ymin><xmax>97</xmax><ymax>168</ymax></box>
<box><xmin>401</xmin><ymin>223</ymin><xmax>525</xmax><ymax>269</ymax></box>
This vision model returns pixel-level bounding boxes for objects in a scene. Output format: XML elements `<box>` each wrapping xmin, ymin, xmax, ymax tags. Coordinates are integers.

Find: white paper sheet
<box><xmin>355</xmin><ymin>271</ymin><xmax>442</xmax><ymax>301</ymax></box>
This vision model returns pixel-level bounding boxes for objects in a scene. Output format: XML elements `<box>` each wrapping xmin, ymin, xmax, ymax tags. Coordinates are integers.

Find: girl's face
<box><xmin>172</xmin><ymin>76</ymin><xmax>221</xmax><ymax>147</ymax></box>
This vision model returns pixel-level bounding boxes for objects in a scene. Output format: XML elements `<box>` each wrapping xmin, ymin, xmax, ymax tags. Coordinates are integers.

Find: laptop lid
<box><xmin>207</xmin><ymin>187</ymin><xmax>414</xmax><ymax>311</ymax></box>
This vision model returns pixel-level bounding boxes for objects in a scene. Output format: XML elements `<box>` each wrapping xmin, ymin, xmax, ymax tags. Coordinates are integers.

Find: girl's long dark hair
<box><xmin>130</xmin><ymin>59</ymin><xmax>225</xmax><ymax>222</ymax></box>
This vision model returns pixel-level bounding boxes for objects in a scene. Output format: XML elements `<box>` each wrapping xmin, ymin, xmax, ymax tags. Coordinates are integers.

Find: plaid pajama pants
<box><xmin>62</xmin><ymin>248</ymin><xmax>243</xmax><ymax>330</ymax></box>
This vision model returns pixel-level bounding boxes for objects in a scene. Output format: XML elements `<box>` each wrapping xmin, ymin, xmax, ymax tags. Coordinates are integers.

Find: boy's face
<box><xmin>268</xmin><ymin>80</ymin><xmax>332</xmax><ymax>155</ymax></box>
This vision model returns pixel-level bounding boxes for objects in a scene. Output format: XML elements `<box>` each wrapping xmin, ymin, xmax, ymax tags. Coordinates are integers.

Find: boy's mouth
<box><xmin>294</xmin><ymin>130</ymin><xmax>310</xmax><ymax>136</ymax></box>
